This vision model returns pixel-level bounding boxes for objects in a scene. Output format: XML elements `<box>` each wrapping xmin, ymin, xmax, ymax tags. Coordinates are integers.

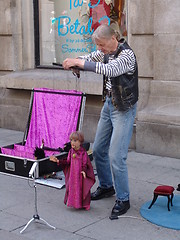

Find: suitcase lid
<box><xmin>1</xmin><ymin>88</ymin><xmax>86</xmax><ymax>159</ymax></box>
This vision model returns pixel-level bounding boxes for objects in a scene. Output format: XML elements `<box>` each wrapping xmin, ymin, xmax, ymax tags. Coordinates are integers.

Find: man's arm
<box><xmin>95</xmin><ymin>49</ymin><xmax>137</xmax><ymax>77</ymax></box>
<box><xmin>62</xmin><ymin>50</ymin><xmax>104</xmax><ymax>70</ymax></box>
<box><xmin>62</xmin><ymin>49</ymin><xmax>136</xmax><ymax>77</ymax></box>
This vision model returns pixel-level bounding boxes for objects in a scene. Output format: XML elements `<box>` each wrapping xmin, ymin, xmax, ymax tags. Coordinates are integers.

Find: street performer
<box><xmin>63</xmin><ymin>24</ymin><xmax>138</xmax><ymax>220</ymax></box>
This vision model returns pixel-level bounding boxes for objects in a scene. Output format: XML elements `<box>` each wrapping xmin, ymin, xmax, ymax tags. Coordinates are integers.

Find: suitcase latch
<box><xmin>5</xmin><ymin>161</ymin><xmax>15</xmax><ymax>172</ymax></box>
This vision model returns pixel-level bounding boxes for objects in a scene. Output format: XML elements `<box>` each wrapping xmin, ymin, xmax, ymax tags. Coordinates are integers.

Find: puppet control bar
<box><xmin>52</xmin><ymin>62</ymin><xmax>84</xmax><ymax>78</ymax></box>
<box><xmin>52</xmin><ymin>62</ymin><xmax>84</xmax><ymax>71</ymax></box>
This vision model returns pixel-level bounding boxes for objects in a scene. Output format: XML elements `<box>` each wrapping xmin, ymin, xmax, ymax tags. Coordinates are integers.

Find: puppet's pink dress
<box><xmin>63</xmin><ymin>147</ymin><xmax>95</xmax><ymax>210</ymax></box>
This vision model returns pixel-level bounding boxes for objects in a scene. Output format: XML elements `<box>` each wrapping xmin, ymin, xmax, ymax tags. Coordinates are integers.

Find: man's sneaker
<box><xmin>109</xmin><ymin>200</ymin><xmax>130</xmax><ymax>220</ymax></box>
<box><xmin>91</xmin><ymin>186</ymin><xmax>115</xmax><ymax>200</ymax></box>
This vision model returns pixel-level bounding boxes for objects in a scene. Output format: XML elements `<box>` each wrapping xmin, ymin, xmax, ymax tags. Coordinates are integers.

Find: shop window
<box><xmin>34</xmin><ymin>0</ymin><xmax>127</xmax><ymax>67</ymax></box>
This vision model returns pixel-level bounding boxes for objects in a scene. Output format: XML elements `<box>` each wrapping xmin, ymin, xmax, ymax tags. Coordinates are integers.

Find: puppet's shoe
<box><xmin>109</xmin><ymin>200</ymin><xmax>130</xmax><ymax>220</ymax></box>
<box><xmin>84</xmin><ymin>206</ymin><xmax>90</xmax><ymax>210</ymax></box>
<box><xmin>91</xmin><ymin>186</ymin><xmax>115</xmax><ymax>200</ymax></box>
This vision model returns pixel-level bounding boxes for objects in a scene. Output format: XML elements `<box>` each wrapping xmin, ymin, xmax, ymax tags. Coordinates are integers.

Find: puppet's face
<box><xmin>71</xmin><ymin>139</ymin><xmax>81</xmax><ymax>150</ymax></box>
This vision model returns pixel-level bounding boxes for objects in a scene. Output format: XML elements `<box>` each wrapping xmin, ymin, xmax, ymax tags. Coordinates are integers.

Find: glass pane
<box><xmin>39</xmin><ymin>0</ymin><xmax>127</xmax><ymax>65</ymax></box>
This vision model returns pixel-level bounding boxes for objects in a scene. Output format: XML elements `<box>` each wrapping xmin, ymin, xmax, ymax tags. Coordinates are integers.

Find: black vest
<box><xmin>102</xmin><ymin>39</ymin><xmax>138</xmax><ymax>111</ymax></box>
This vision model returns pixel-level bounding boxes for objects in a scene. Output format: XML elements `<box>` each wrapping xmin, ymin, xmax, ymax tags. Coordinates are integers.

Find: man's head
<box><xmin>92</xmin><ymin>25</ymin><xmax>119</xmax><ymax>54</ymax></box>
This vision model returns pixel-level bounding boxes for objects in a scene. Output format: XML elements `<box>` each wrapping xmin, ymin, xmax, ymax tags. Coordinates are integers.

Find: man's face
<box><xmin>95</xmin><ymin>36</ymin><xmax>117</xmax><ymax>54</ymax></box>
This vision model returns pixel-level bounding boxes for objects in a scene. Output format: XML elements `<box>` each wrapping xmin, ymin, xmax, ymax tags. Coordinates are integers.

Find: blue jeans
<box><xmin>93</xmin><ymin>97</ymin><xmax>137</xmax><ymax>201</ymax></box>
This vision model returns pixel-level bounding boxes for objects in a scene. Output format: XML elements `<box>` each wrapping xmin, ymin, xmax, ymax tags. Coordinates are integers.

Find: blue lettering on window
<box><xmin>62</xmin><ymin>43</ymin><xmax>96</xmax><ymax>53</ymax></box>
<box><xmin>70</xmin><ymin>0</ymin><xmax>83</xmax><ymax>10</ymax></box>
<box><xmin>52</xmin><ymin>0</ymin><xmax>111</xmax><ymax>55</ymax></box>
<box><xmin>98</xmin><ymin>16</ymin><xmax>111</xmax><ymax>25</ymax></box>
<box><xmin>88</xmin><ymin>0</ymin><xmax>100</xmax><ymax>9</ymax></box>
<box><xmin>52</xmin><ymin>16</ymin><xmax>94</xmax><ymax>36</ymax></box>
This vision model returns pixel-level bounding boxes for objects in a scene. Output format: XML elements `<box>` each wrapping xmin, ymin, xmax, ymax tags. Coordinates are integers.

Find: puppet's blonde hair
<box><xmin>70</xmin><ymin>131</ymin><xmax>84</xmax><ymax>143</ymax></box>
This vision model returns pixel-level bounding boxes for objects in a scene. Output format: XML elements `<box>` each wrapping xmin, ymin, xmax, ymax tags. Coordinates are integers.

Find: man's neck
<box><xmin>109</xmin><ymin>41</ymin><xmax>119</xmax><ymax>54</ymax></box>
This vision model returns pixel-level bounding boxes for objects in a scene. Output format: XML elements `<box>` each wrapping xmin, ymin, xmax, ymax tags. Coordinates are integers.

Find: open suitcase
<box><xmin>0</xmin><ymin>88</ymin><xmax>86</xmax><ymax>180</ymax></box>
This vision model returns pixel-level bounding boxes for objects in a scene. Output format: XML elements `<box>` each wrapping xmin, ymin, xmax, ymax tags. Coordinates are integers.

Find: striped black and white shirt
<box><xmin>80</xmin><ymin>47</ymin><xmax>136</xmax><ymax>91</ymax></box>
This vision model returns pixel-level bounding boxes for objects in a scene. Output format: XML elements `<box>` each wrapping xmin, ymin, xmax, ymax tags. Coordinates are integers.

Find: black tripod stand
<box><xmin>20</xmin><ymin>162</ymin><xmax>56</xmax><ymax>234</ymax></box>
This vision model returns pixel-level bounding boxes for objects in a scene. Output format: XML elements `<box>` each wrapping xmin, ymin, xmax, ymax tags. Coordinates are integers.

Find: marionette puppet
<box><xmin>50</xmin><ymin>131</ymin><xmax>95</xmax><ymax>210</ymax></box>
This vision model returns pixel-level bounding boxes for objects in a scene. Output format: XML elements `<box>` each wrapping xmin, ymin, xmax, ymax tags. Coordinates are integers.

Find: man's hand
<box><xmin>62</xmin><ymin>58</ymin><xmax>85</xmax><ymax>70</ymax></box>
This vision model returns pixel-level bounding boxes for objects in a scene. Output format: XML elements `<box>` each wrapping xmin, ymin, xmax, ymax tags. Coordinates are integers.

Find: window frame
<box><xmin>33</xmin><ymin>0</ymin><xmax>40</xmax><ymax>67</ymax></box>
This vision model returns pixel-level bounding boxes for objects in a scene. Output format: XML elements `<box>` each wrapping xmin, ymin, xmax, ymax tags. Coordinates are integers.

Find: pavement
<box><xmin>0</xmin><ymin>128</ymin><xmax>180</xmax><ymax>240</ymax></box>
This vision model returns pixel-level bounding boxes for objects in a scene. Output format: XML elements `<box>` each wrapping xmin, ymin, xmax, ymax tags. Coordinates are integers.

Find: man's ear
<box><xmin>112</xmin><ymin>35</ymin><xmax>117</xmax><ymax>41</ymax></box>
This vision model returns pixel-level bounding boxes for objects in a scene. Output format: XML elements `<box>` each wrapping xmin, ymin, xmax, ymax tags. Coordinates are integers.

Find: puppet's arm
<box><xmin>49</xmin><ymin>155</ymin><xmax>69</xmax><ymax>166</ymax></box>
<box><xmin>81</xmin><ymin>171</ymin><xmax>86</xmax><ymax>178</ymax></box>
<box><xmin>81</xmin><ymin>151</ymin><xmax>89</xmax><ymax>178</ymax></box>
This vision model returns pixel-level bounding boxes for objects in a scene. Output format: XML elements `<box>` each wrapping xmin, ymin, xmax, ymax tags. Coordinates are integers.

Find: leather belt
<box><xmin>106</xmin><ymin>90</ymin><xmax>112</xmax><ymax>97</ymax></box>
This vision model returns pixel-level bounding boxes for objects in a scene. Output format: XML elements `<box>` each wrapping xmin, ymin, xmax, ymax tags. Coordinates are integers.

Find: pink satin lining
<box><xmin>1</xmin><ymin>88</ymin><xmax>83</xmax><ymax>159</ymax></box>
